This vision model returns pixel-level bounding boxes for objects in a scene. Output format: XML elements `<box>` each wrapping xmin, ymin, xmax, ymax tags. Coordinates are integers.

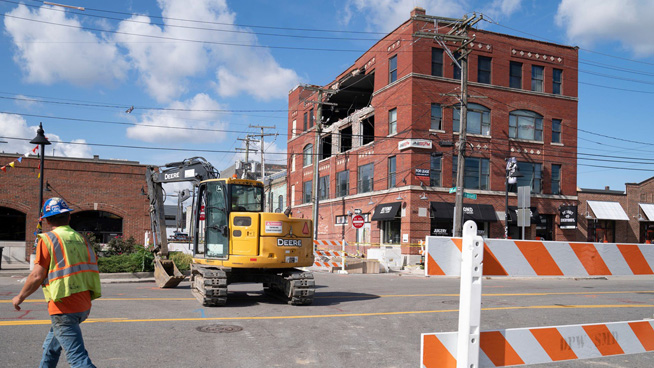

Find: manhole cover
<box><xmin>196</xmin><ymin>324</ymin><xmax>243</xmax><ymax>333</ymax></box>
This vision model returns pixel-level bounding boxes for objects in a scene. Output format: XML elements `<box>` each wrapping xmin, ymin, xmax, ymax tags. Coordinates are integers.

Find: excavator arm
<box><xmin>144</xmin><ymin>157</ymin><xmax>219</xmax><ymax>287</ymax></box>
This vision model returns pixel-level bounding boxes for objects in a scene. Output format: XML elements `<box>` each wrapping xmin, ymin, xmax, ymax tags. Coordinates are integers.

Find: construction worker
<box><xmin>12</xmin><ymin>197</ymin><xmax>101</xmax><ymax>368</ymax></box>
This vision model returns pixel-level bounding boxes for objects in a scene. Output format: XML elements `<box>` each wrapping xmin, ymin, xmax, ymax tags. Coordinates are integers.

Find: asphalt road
<box><xmin>1</xmin><ymin>272</ymin><xmax>653</xmax><ymax>367</ymax></box>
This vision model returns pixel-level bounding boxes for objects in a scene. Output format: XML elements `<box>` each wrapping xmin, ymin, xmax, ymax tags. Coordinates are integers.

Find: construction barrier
<box><xmin>420</xmin><ymin>221</ymin><xmax>654</xmax><ymax>368</ymax></box>
<box><xmin>313</xmin><ymin>240</ymin><xmax>347</xmax><ymax>271</ymax></box>
<box><xmin>422</xmin><ymin>320</ymin><xmax>654</xmax><ymax>367</ymax></box>
<box><xmin>425</xmin><ymin>237</ymin><xmax>654</xmax><ymax>277</ymax></box>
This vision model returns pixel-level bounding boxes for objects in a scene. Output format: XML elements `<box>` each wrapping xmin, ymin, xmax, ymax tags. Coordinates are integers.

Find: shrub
<box><xmin>82</xmin><ymin>232</ymin><xmax>102</xmax><ymax>256</ymax></box>
<box><xmin>170</xmin><ymin>252</ymin><xmax>193</xmax><ymax>272</ymax></box>
<box><xmin>105</xmin><ymin>236</ymin><xmax>137</xmax><ymax>256</ymax></box>
<box><xmin>98</xmin><ymin>246</ymin><xmax>154</xmax><ymax>273</ymax></box>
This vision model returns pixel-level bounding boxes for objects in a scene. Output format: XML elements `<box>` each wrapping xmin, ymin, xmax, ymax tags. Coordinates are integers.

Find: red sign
<box><xmin>352</xmin><ymin>215</ymin><xmax>365</xmax><ymax>229</ymax></box>
<box><xmin>302</xmin><ymin>222</ymin><xmax>310</xmax><ymax>235</ymax></box>
<box><xmin>199</xmin><ymin>205</ymin><xmax>205</xmax><ymax>221</ymax></box>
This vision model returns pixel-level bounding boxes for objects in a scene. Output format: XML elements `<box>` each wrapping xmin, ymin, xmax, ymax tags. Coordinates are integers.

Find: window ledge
<box><xmin>509</xmin><ymin>138</ymin><xmax>544</xmax><ymax>144</ymax></box>
<box><xmin>429</xmin><ymin>129</ymin><xmax>445</xmax><ymax>133</ymax></box>
<box><xmin>453</xmin><ymin>132</ymin><xmax>491</xmax><ymax>139</ymax></box>
<box><xmin>551</xmin><ymin>142</ymin><xmax>564</xmax><ymax>146</ymax></box>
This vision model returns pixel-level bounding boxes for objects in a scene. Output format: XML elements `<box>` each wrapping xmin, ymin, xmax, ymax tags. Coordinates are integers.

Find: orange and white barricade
<box><xmin>421</xmin><ymin>221</ymin><xmax>654</xmax><ymax>368</ymax></box>
<box><xmin>313</xmin><ymin>240</ymin><xmax>347</xmax><ymax>272</ymax></box>
<box><xmin>425</xmin><ymin>237</ymin><xmax>654</xmax><ymax>277</ymax></box>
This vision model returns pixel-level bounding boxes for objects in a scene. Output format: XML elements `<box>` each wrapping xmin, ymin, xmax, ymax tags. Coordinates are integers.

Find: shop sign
<box><xmin>415</xmin><ymin>168</ymin><xmax>430</xmax><ymax>177</ymax></box>
<box><xmin>398</xmin><ymin>139</ymin><xmax>432</xmax><ymax>151</ymax></box>
<box><xmin>559</xmin><ymin>205</ymin><xmax>577</xmax><ymax>229</ymax></box>
<box><xmin>433</xmin><ymin>228</ymin><xmax>448</xmax><ymax>235</ymax></box>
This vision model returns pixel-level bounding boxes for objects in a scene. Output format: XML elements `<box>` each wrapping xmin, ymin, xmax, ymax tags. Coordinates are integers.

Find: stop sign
<box><xmin>352</xmin><ymin>215</ymin><xmax>365</xmax><ymax>229</ymax></box>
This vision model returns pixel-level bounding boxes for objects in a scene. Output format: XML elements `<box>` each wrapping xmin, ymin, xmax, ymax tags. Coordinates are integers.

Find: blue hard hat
<box><xmin>42</xmin><ymin>197</ymin><xmax>74</xmax><ymax>219</ymax></box>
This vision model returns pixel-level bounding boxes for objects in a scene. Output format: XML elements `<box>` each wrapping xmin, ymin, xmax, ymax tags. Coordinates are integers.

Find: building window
<box><xmin>553</xmin><ymin>68</ymin><xmax>562</xmax><ymax>95</ymax></box>
<box><xmin>388</xmin><ymin>108</ymin><xmax>397</xmax><ymax>135</ymax></box>
<box><xmin>291</xmin><ymin>185</ymin><xmax>295</xmax><ymax>205</ymax></box>
<box><xmin>551</xmin><ymin>164</ymin><xmax>561</xmax><ymax>195</ymax></box>
<box><xmin>388</xmin><ymin>156</ymin><xmax>396</xmax><ymax>188</ymax></box>
<box><xmin>291</xmin><ymin>154</ymin><xmax>296</xmax><ymax>172</ymax></box>
<box><xmin>510</xmin><ymin>61</ymin><xmax>522</xmax><ymax>89</ymax></box>
<box><xmin>552</xmin><ymin>119</ymin><xmax>562</xmax><ymax>143</ymax></box>
<box><xmin>358</xmin><ymin>163</ymin><xmax>374</xmax><ymax>193</ymax></box>
<box><xmin>303</xmin><ymin>180</ymin><xmax>312</xmax><ymax>203</ymax></box>
<box><xmin>431</xmin><ymin>48</ymin><xmax>443</xmax><ymax>77</ymax></box>
<box><xmin>531</xmin><ymin>65</ymin><xmax>544</xmax><ymax>92</ymax></box>
<box><xmin>389</xmin><ymin>54</ymin><xmax>397</xmax><ymax>83</ymax></box>
<box><xmin>430</xmin><ymin>155</ymin><xmax>441</xmax><ymax>187</ymax></box>
<box><xmin>382</xmin><ymin>219</ymin><xmax>401</xmax><ymax>244</ymax></box>
<box><xmin>478</xmin><ymin>56</ymin><xmax>491</xmax><ymax>84</ymax></box>
<box><xmin>321</xmin><ymin>134</ymin><xmax>332</xmax><ymax>160</ymax></box>
<box><xmin>335</xmin><ymin>215</ymin><xmax>348</xmax><ymax>225</ymax></box>
<box><xmin>453</xmin><ymin>103</ymin><xmax>490</xmax><ymax>136</ymax></box>
<box><xmin>292</xmin><ymin>119</ymin><xmax>297</xmax><ymax>138</ymax></box>
<box><xmin>431</xmin><ymin>103</ymin><xmax>442</xmax><ymax>130</ymax></box>
<box><xmin>340</xmin><ymin>126</ymin><xmax>352</xmax><ymax>152</ymax></box>
<box><xmin>452</xmin><ymin>156</ymin><xmax>490</xmax><ymax>190</ymax></box>
<box><xmin>453</xmin><ymin>51</ymin><xmax>461</xmax><ymax>80</ymax></box>
<box><xmin>509</xmin><ymin>110</ymin><xmax>543</xmax><ymax>141</ymax></box>
<box><xmin>514</xmin><ymin>162</ymin><xmax>542</xmax><ymax>194</ymax></box>
<box><xmin>303</xmin><ymin>112</ymin><xmax>308</xmax><ymax>131</ymax></box>
<box><xmin>309</xmin><ymin>108</ymin><xmax>314</xmax><ymax>129</ymax></box>
<box><xmin>318</xmin><ymin>175</ymin><xmax>330</xmax><ymax>200</ymax></box>
<box><xmin>336</xmin><ymin>170</ymin><xmax>349</xmax><ymax>197</ymax></box>
<box><xmin>302</xmin><ymin>144</ymin><xmax>313</xmax><ymax>166</ymax></box>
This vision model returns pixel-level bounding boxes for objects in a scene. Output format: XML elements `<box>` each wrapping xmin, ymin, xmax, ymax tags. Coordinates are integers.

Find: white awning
<box><xmin>639</xmin><ymin>203</ymin><xmax>654</xmax><ymax>221</ymax></box>
<box><xmin>587</xmin><ymin>201</ymin><xmax>629</xmax><ymax>221</ymax></box>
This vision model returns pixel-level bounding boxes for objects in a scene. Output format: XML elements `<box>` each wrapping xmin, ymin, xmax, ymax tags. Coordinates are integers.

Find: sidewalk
<box><xmin>0</xmin><ymin>264</ymin><xmax>156</xmax><ymax>284</ymax></box>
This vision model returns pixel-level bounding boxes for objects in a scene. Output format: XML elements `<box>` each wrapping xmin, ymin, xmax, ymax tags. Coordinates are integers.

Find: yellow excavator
<box><xmin>145</xmin><ymin>157</ymin><xmax>315</xmax><ymax>306</ymax></box>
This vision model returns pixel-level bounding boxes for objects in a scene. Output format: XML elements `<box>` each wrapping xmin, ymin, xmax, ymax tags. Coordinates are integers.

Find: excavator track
<box><xmin>264</xmin><ymin>269</ymin><xmax>315</xmax><ymax>306</ymax></box>
<box><xmin>190</xmin><ymin>266</ymin><xmax>228</xmax><ymax>307</ymax></box>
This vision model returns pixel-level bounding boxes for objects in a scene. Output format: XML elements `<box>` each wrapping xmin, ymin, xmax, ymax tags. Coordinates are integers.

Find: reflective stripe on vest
<box><xmin>41</xmin><ymin>229</ymin><xmax>99</xmax><ymax>284</ymax></box>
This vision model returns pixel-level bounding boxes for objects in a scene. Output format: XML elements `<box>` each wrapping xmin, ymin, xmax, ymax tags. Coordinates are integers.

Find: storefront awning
<box><xmin>639</xmin><ymin>203</ymin><xmax>654</xmax><ymax>221</ymax></box>
<box><xmin>371</xmin><ymin>202</ymin><xmax>402</xmax><ymax>221</ymax></box>
<box><xmin>587</xmin><ymin>200</ymin><xmax>629</xmax><ymax>221</ymax></box>
<box><xmin>507</xmin><ymin>206</ymin><xmax>539</xmax><ymax>223</ymax></box>
<box><xmin>430</xmin><ymin>202</ymin><xmax>497</xmax><ymax>222</ymax></box>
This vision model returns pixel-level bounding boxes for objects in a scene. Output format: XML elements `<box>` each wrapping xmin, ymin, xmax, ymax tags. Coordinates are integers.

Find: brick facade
<box><xmin>287</xmin><ymin>8</ymin><xmax>579</xmax><ymax>258</ymax></box>
<box><xmin>0</xmin><ymin>153</ymin><xmax>150</xmax><ymax>259</ymax></box>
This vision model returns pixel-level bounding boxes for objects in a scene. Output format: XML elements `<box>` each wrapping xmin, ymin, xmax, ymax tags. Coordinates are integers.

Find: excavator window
<box><xmin>230</xmin><ymin>184</ymin><xmax>263</xmax><ymax>213</ymax></box>
<box><xmin>204</xmin><ymin>182</ymin><xmax>229</xmax><ymax>258</ymax></box>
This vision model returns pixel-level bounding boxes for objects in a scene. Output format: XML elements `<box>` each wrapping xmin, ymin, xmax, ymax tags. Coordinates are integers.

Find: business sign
<box><xmin>559</xmin><ymin>205</ymin><xmax>578</xmax><ymax>229</ymax></box>
<box><xmin>415</xmin><ymin>168</ymin><xmax>430</xmax><ymax>177</ymax></box>
<box><xmin>398</xmin><ymin>139</ymin><xmax>432</xmax><ymax>151</ymax></box>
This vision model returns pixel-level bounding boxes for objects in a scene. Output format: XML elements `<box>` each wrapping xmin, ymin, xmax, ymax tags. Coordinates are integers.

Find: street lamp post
<box><xmin>504</xmin><ymin>157</ymin><xmax>522</xmax><ymax>239</ymax></box>
<box><xmin>30</xmin><ymin>122</ymin><xmax>51</xmax><ymax>240</ymax></box>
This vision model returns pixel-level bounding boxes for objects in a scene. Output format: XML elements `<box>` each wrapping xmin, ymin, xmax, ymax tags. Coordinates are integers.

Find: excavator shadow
<box><xmin>191</xmin><ymin>290</ymin><xmax>380</xmax><ymax>307</ymax></box>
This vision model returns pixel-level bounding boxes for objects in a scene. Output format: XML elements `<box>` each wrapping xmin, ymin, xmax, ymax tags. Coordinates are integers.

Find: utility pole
<box><xmin>414</xmin><ymin>13</ymin><xmax>482</xmax><ymax>237</ymax></box>
<box><xmin>249</xmin><ymin>125</ymin><xmax>276</xmax><ymax>181</ymax></box>
<box><xmin>301</xmin><ymin>84</ymin><xmax>337</xmax><ymax>240</ymax></box>
<box><xmin>236</xmin><ymin>135</ymin><xmax>258</xmax><ymax>179</ymax></box>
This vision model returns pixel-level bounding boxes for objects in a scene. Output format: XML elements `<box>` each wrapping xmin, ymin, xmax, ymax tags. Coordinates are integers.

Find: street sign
<box><xmin>517</xmin><ymin>208</ymin><xmax>531</xmax><ymax>227</ymax></box>
<box><xmin>352</xmin><ymin>215</ymin><xmax>365</xmax><ymax>229</ymax></box>
<box><xmin>463</xmin><ymin>192</ymin><xmax>477</xmax><ymax>200</ymax></box>
<box><xmin>518</xmin><ymin>186</ymin><xmax>531</xmax><ymax>208</ymax></box>
<box><xmin>449</xmin><ymin>187</ymin><xmax>456</xmax><ymax>193</ymax></box>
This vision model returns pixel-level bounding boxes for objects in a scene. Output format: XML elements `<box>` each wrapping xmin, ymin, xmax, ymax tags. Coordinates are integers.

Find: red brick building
<box><xmin>0</xmin><ymin>153</ymin><xmax>150</xmax><ymax>260</ymax></box>
<box><xmin>578</xmin><ymin>178</ymin><xmax>654</xmax><ymax>244</ymax></box>
<box><xmin>287</xmin><ymin>8</ymin><xmax>579</xmax><ymax>262</ymax></box>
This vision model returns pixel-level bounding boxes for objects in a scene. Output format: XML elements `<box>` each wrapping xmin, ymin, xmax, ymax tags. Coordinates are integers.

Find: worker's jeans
<box><xmin>39</xmin><ymin>310</ymin><xmax>96</xmax><ymax>368</ymax></box>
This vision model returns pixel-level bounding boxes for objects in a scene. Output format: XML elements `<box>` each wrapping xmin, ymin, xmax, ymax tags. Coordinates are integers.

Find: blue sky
<box><xmin>1</xmin><ymin>0</ymin><xmax>653</xmax><ymax>192</ymax></box>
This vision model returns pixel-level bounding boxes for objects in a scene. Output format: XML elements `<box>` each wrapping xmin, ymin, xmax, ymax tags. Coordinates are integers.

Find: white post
<box><xmin>338</xmin><ymin>239</ymin><xmax>348</xmax><ymax>274</ymax></box>
<box><xmin>456</xmin><ymin>220</ymin><xmax>484</xmax><ymax>368</ymax></box>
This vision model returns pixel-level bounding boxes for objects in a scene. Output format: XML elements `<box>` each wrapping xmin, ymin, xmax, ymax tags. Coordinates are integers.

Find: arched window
<box><xmin>303</xmin><ymin>144</ymin><xmax>313</xmax><ymax>167</ymax></box>
<box><xmin>454</xmin><ymin>103</ymin><xmax>490</xmax><ymax>135</ymax></box>
<box><xmin>0</xmin><ymin>207</ymin><xmax>26</xmax><ymax>241</ymax></box>
<box><xmin>509</xmin><ymin>110</ymin><xmax>543</xmax><ymax>141</ymax></box>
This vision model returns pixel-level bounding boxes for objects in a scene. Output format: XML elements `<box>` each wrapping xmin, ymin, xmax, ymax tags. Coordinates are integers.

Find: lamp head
<box><xmin>30</xmin><ymin>122</ymin><xmax>51</xmax><ymax>145</ymax></box>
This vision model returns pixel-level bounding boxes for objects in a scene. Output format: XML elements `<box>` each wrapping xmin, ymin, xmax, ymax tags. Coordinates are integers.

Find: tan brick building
<box><xmin>286</xmin><ymin>8</ymin><xmax>580</xmax><ymax>262</ymax></box>
<box><xmin>0</xmin><ymin>153</ymin><xmax>150</xmax><ymax>261</ymax></box>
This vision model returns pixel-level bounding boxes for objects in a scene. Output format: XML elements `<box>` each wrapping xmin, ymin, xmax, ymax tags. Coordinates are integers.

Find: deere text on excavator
<box><xmin>145</xmin><ymin>157</ymin><xmax>315</xmax><ymax>306</ymax></box>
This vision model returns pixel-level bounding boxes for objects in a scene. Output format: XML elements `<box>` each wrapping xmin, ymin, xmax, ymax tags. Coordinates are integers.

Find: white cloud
<box><xmin>0</xmin><ymin>113</ymin><xmax>92</xmax><ymax>158</ymax></box>
<box><xmin>3</xmin><ymin>4</ymin><xmax>128</xmax><ymax>86</ymax></box>
<box><xmin>234</xmin><ymin>138</ymin><xmax>286</xmax><ymax>165</ymax></box>
<box><xmin>126</xmin><ymin>93</ymin><xmax>228</xmax><ymax>143</ymax></box>
<box><xmin>555</xmin><ymin>0</ymin><xmax>654</xmax><ymax>57</ymax></box>
<box><xmin>343</xmin><ymin>0</ymin><xmax>468</xmax><ymax>33</ymax></box>
<box><xmin>483</xmin><ymin>0</ymin><xmax>522</xmax><ymax>20</ymax></box>
<box><xmin>115</xmin><ymin>0</ymin><xmax>299</xmax><ymax>102</ymax></box>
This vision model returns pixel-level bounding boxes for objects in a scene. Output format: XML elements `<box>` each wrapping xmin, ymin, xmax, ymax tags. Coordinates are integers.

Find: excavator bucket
<box><xmin>154</xmin><ymin>257</ymin><xmax>185</xmax><ymax>288</ymax></box>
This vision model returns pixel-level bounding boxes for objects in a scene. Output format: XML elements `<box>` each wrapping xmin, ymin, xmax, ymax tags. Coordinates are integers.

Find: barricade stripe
<box><xmin>452</xmin><ymin>238</ymin><xmax>463</xmax><ymax>252</ymax></box>
<box><xmin>503</xmin><ymin>329</ymin><xmax>554</xmax><ymax>365</ymax></box>
<box><xmin>482</xmin><ymin>244</ymin><xmax>510</xmax><ymax>276</ymax></box>
<box><xmin>582</xmin><ymin>324</ymin><xmax>624</xmax><ymax>356</ymax></box>
<box><xmin>544</xmin><ymin>242</ymin><xmax>589</xmax><ymax>276</ymax></box>
<box><xmin>427</xmin><ymin>254</ymin><xmax>446</xmax><ymax>276</ymax></box>
<box><xmin>569</xmin><ymin>243</ymin><xmax>612</xmax><ymax>275</ymax></box>
<box><xmin>530</xmin><ymin>327</ymin><xmax>577</xmax><ymax>361</ymax></box>
<box><xmin>422</xmin><ymin>335</ymin><xmax>457</xmax><ymax>368</ymax></box>
<box><xmin>514</xmin><ymin>241</ymin><xmax>563</xmax><ymax>276</ymax></box>
<box><xmin>628</xmin><ymin>321</ymin><xmax>654</xmax><ymax>351</ymax></box>
<box><xmin>559</xmin><ymin>325</ymin><xmax>602</xmax><ymax>359</ymax></box>
<box><xmin>480</xmin><ymin>331</ymin><xmax>525</xmax><ymax>366</ymax></box>
<box><xmin>610</xmin><ymin>322</ymin><xmax>646</xmax><ymax>355</ymax></box>
<box><xmin>603</xmin><ymin>244</ymin><xmax>635</xmax><ymax>275</ymax></box>
<box><xmin>617</xmin><ymin>244</ymin><xmax>653</xmax><ymax>274</ymax></box>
